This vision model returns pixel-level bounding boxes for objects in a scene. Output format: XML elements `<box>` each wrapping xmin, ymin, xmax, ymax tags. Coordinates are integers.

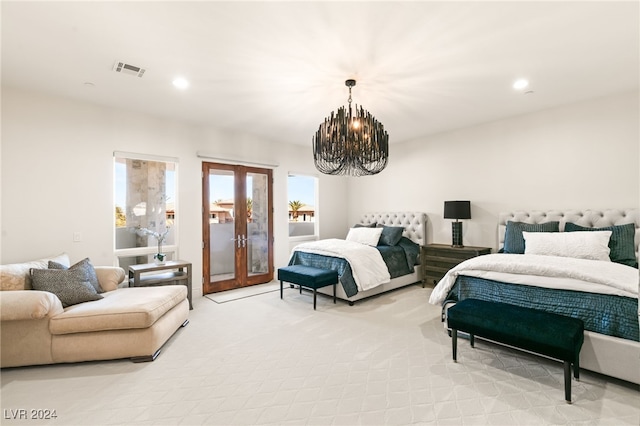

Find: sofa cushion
<box><xmin>49</xmin><ymin>285</ymin><xmax>187</xmax><ymax>335</ymax></box>
<box><xmin>30</xmin><ymin>268</ymin><xmax>103</xmax><ymax>308</ymax></box>
<box><xmin>0</xmin><ymin>253</ymin><xmax>70</xmax><ymax>291</ymax></box>
<box><xmin>94</xmin><ymin>266</ymin><xmax>126</xmax><ymax>292</ymax></box>
<box><xmin>49</xmin><ymin>258</ymin><xmax>103</xmax><ymax>293</ymax></box>
<box><xmin>0</xmin><ymin>290</ymin><xmax>64</xmax><ymax>321</ymax></box>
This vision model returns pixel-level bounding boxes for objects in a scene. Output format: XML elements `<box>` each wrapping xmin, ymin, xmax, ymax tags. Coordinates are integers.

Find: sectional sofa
<box><xmin>0</xmin><ymin>253</ymin><xmax>189</xmax><ymax>368</ymax></box>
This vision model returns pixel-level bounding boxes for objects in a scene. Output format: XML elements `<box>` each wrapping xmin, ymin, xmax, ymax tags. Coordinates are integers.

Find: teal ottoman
<box><xmin>447</xmin><ymin>298</ymin><xmax>584</xmax><ymax>403</ymax></box>
<box><xmin>278</xmin><ymin>265</ymin><xmax>338</xmax><ymax>310</ymax></box>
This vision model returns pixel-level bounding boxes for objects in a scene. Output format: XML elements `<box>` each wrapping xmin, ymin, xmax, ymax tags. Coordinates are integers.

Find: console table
<box><xmin>128</xmin><ymin>260</ymin><xmax>193</xmax><ymax>309</ymax></box>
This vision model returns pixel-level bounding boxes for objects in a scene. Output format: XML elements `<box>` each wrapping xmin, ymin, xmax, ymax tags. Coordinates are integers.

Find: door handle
<box><xmin>230</xmin><ymin>237</ymin><xmax>241</xmax><ymax>248</ymax></box>
<box><xmin>231</xmin><ymin>235</ymin><xmax>247</xmax><ymax>248</ymax></box>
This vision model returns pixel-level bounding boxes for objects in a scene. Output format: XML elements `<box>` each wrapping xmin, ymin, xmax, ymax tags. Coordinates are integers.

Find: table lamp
<box><xmin>444</xmin><ymin>201</ymin><xmax>471</xmax><ymax>247</ymax></box>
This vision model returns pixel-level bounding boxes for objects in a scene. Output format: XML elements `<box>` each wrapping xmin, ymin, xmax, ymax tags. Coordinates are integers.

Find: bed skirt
<box><xmin>447</xmin><ymin>275</ymin><xmax>638</xmax><ymax>341</ymax></box>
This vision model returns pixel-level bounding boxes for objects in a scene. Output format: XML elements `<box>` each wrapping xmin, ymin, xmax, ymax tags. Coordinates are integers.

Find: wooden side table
<box><xmin>422</xmin><ymin>244</ymin><xmax>491</xmax><ymax>286</ymax></box>
<box><xmin>128</xmin><ymin>260</ymin><xmax>193</xmax><ymax>309</ymax></box>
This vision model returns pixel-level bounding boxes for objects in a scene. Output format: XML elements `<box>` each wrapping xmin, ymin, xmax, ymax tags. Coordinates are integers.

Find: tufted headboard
<box><xmin>499</xmin><ymin>209</ymin><xmax>640</xmax><ymax>262</ymax></box>
<box><xmin>360</xmin><ymin>212</ymin><xmax>427</xmax><ymax>246</ymax></box>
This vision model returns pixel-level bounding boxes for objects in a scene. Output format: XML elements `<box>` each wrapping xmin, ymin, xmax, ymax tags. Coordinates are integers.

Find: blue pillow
<box><xmin>353</xmin><ymin>222</ymin><xmax>377</xmax><ymax>228</ymax></box>
<box><xmin>397</xmin><ymin>237</ymin><xmax>421</xmax><ymax>266</ymax></box>
<box><xmin>565</xmin><ymin>222</ymin><xmax>637</xmax><ymax>268</ymax></box>
<box><xmin>377</xmin><ymin>225</ymin><xmax>404</xmax><ymax>246</ymax></box>
<box><xmin>503</xmin><ymin>221</ymin><xmax>559</xmax><ymax>254</ymax></box>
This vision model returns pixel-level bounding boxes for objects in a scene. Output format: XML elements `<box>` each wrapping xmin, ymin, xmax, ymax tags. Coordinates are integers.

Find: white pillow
<box><xmin>345</xmin><ymin>227</ymin><xmax>383</xmax><ymax>246</ymax></box>
<box><xmin>522</xmin><ymin>231</ymin><xmax>612</xmax><ymax>261</ymax></box>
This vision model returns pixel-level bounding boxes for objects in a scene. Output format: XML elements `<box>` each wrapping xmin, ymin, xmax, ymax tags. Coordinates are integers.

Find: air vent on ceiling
<box><xmin>113</xmin><ymin>61</ymin><xmax>146</xmax><ymax>78</ymax></box>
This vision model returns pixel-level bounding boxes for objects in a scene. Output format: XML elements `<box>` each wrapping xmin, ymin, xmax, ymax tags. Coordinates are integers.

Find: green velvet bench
<box><xmin>278</xmin><ymin>265</ymin><xmax>338</xmax><ymax>310</ymax></box>
<box><xmin>447</xmin><ymin>298</ymin><xmax>584</xmax><ymax>403</ymax></box>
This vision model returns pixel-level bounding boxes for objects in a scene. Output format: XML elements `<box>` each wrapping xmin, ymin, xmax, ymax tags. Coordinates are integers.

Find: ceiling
<box><xmin>2</xmin><ymin>1</ymin><xmax>638</xmax><ymax>146</ymax></box>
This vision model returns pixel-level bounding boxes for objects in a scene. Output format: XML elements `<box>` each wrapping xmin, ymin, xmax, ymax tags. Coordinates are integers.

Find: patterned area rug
<box><xmin>2</xmin><ymin>284</ymin><xmax>638</xmax><ymax>425</ymax></box>
<box><xmin>204</xmin><ymin>281</ymin><xmax>281</xmax><ymax>303</ymax></box>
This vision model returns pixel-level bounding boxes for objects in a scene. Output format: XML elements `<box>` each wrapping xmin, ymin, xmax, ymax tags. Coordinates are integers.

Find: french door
<box><xmin>202</xmin><ymin>162</ymin><xmax>273</xmax><ymax>294</ymax></box>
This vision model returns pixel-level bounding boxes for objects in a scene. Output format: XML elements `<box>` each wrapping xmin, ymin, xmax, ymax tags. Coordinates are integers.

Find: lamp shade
<box><xmin>444</xmin><ymin>201</ymin><xmax>471</xmax><ymax>220</ymax></box>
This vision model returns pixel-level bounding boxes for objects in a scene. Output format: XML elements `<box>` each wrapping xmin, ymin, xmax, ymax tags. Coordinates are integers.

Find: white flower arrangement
<box><xmin>136</xmin><ymin>226</ymin><xmax>171</xmax><ymax>263</ymax></box>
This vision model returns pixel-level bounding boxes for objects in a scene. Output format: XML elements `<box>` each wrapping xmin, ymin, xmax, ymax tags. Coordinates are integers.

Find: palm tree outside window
<box><xmin>287</xmin><ymin>174</ymin><xmax>317</xmax><ymax>238</ymax></box>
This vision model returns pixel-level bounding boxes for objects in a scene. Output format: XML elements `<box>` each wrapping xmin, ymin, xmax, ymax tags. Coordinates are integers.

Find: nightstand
<box><xmin>422</xmin><ymin>244</ymin><xmax>491</xmax><ymax>286</ymax></box>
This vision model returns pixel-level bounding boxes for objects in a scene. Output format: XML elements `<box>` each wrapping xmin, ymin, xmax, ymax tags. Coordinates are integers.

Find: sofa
<box><xmin>0</xmin><ymin>253</ymin><xmax>189</xmax><ymax>368</ymax></box>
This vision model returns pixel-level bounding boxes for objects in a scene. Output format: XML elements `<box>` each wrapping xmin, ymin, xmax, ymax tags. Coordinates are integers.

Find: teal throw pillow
<box><xmin>503</xmin><ymin>221</ymin><xmax>560</xmax><ymax>254</ymax></box>
<box><xmin>377</xmin><ymin>225</ymin><xmax>404</xmax><ymax>246</ymax></box>
<box><xmin>565</xmin><ymin>222</ymin><xmax>637</xmax><ymax>268</ymax></box>
<box><xmin>353</xmin><ymin>222</ymin><xmax>377</xmax><ymax>228</ymax></box>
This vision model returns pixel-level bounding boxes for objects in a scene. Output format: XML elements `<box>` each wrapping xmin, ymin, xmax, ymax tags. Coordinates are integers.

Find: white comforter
<box><xmin>292</xmin><ymin>239</ymin><xmax>391</xmax><ymax>291</ymax></box>
<box><xmin>429</xmin><ymin>253</ymin><xmax>639</xmax><ymax>305</ymax></box>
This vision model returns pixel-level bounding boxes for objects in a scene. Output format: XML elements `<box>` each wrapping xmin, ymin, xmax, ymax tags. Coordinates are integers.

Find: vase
<box><xmin>154</xmin><ymin>253</ymin><xmax>166</xmax><ymax>264</ymax></box>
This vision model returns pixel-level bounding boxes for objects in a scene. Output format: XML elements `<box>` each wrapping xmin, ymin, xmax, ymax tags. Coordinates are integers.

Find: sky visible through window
<box><xmin>287</xmin><ymin>175</ymin><xmax>315</xmax><ymax>206</ymax></box>
<box><xmin>210</xmin><ymin>175</ymin><xmax>315</xmax><ymax>205</ymax></box>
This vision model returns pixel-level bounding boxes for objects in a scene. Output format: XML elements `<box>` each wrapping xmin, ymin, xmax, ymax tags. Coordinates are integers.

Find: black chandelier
<box><xmin>312</xmin><ymin>79</ymin><xmax>389</xmax><ymax>176</ymax></box>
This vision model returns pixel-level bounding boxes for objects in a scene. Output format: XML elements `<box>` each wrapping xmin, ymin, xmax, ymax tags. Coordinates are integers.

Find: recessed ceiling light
<box><xmin>172</xmin><ymin>77</ymin><xmax>189</xmax><ymax>90</ymax></box>
<box><xmin>513</xmin><ymin>79</ymin><xmax>529</xmax><ymax>90</ymax></box>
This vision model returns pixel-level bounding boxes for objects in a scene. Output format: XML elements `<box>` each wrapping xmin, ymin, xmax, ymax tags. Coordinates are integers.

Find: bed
<box><xmin>429</xmin><ymin>209</ymin><xmax>640</xmax><ymax>385</ymax></box>
<box><xmin>288</xmin><ymin>212</ymin><xmax>426</xmax><ymax>305</ymax></box>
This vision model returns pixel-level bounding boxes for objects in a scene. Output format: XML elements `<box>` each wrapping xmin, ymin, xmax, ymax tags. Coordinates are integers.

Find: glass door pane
<box><xmin>209</xmin><ymin>168</ymin><xmax>237</xmax><ymax>284</ymax></box>
<box><xmin>246</xmin><ymin>171</ymin><xmax>269</xmax><ymax>279</ymax></box>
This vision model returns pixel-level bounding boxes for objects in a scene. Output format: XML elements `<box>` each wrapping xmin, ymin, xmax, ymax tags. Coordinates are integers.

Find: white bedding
<box><xmin>429</xmin><ymin>253</ymin><xmax>639</xmax><ymax>305</ymax></box>
<box><xmin>292</xmin><ymin>239</ymin><xmax>391</xmax><ymax>291</ymax></box>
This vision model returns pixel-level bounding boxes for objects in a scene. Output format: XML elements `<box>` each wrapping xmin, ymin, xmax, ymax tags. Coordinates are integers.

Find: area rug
<box><xmin>204</xmin><ymin>281</ymin><xmax>281</xmax><ymax>303</ymax></box>
<box><xmin>3</xmin><ymin>284</ymin><xmax>639</xmax><ymax>425</ymax></box>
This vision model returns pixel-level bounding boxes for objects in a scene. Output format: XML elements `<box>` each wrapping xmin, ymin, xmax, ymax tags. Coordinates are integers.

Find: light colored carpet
<box><xmin>204</xmin><ymin>281</ymin><xmax>281</xmax><ymax>303</ymax></box>
<box><xmin>1</xmin><ymin>284</ymin><xmax>638</xmax><ymax>425</ymax></box>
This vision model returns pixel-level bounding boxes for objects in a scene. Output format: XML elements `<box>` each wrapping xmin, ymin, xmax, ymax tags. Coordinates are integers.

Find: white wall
<box><xmin>1</xmin><ymin>87</ymin><xmax>348</xmax><ymax>298</ymax></box>
<box><xmin>3</xmin><ymin>88</ymin><xmax>637</xmax><ymax>297</ymax></box>
<box><xmin>347</xmin><ymin>91</ymin><xmax>639</xmax><ymax>250</ymax></box>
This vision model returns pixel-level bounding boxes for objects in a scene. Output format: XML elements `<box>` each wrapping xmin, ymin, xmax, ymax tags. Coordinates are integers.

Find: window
<box><xmin>287</xmin><ymin>173</ymin><xmax>317</xmax><ymax>238</ymax></box>
<box><xmin>114</xmin><ymin>152</ymin><xmax>178</xmax><ymax>269</ymax></box>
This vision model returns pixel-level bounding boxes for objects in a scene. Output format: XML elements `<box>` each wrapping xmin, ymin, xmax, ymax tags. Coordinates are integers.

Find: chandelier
<box><xmin>313</xmin><ymin>79</ymin><xmax>389</xmax><ymax>176</ymax></box>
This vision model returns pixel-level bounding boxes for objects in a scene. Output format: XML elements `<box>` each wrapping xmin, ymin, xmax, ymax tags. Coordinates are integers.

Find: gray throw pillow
<box><xmin>503</xmin><ymin>221</ymin><xmax>560</xmax><ymax>254</ymax></box>
<box><xmin>48</xmin><ymin>257</ymin><xmax>103</xmax><ymax>293</ymax></box>
<box><xmin>30</xmin><ymin>268</ymin><xmax>103</xmax><ymax>308</ymax></box>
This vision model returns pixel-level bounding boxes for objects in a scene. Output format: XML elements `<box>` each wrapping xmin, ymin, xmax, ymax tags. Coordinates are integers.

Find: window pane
<box><xmin>209</xmin><ymin>168</ymin><xmax>236</xmax><ymax>282</ymax></box>
<box><xmin>114</xmin><ymin>156</ymin><xmax>177</xmax><ymax>260</ymax></box>
<box><xmin>247</xmin><ymin>171</ymin><xmax>269</xmax><ymax>275</ymax></box>
<box><xmin>288</xmin><ymin>174</ymin><xmax>317</xmax><ymax>237</ymax></box>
